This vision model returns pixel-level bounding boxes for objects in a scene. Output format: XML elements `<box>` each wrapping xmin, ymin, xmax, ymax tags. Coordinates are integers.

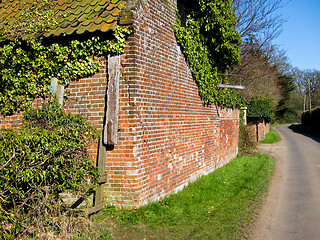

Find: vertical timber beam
<box><xmin>93</xmin><ymin>139</ymin><xmax>107</xmax><ymax>209</ymax></box>
<box><xmin>103</xmin><ymin>55</ymin><xmax>121</xmax><ymax>145</ymax></box>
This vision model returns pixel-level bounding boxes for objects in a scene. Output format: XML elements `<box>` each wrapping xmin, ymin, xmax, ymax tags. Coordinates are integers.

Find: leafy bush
<box><xmin>0</xmin><ymin>100</ymin><xmax>99</xmax><ymax>239</ymax></box>
<box><xmin>247</xmin><ymin>96</ymin><xmax>273</xmax><ymax>120</ymax></box>
<box><xmin>276</xmin><ymin>108</ymin><xmax>301</xmax><ymax>124</ymax></box>
<box><xmin>238</xmin><ymin>109</ymin><xmax>256</xmax><ymax>155</ymax></box>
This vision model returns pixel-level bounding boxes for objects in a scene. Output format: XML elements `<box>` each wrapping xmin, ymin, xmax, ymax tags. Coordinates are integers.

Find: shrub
<box><xmin>0</xmin><ymin>100</ymin><xmax>99</xmax><ymax>239</ymax></box>
<box><xmin>238</xmin><ymin>109</ymin><xmax>256</xmax><ymax>155</ymax></box>
<box><xmin>239</xmin><ymin>124</ymin><xmax>257</xmax><ymax>156</ymax></box>
<box><xmin>276</xmin><ymin>108</ymin><xmax>301</xmax><ymax>124</ymax></box>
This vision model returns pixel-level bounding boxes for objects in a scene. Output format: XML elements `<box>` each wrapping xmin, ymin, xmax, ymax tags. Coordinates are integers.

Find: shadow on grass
<box><xmin>288</xmin><ymin>124</ymin><xmax>320</xmax><ymax>143</ymax></box>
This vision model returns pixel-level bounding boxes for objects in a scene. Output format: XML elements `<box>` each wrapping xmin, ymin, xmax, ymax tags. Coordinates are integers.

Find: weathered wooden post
<box><xmin>70</xmin><ymin>55</ymin><xmax>121</xmax><ymax>215</ymax></box>
<box><xmin>93</xmin><ymin>139</ymin><xmax>107</xmax><ymax>211</ymax></box>
<box><xmin>103</xmin><ymin>55</ymin><xmax>121</xmax><ymax>145</ymax></box>
<box><xmin>90</xmin><ymin>55</ymin><xmax>121</xmax><ymax>213</ymax></box>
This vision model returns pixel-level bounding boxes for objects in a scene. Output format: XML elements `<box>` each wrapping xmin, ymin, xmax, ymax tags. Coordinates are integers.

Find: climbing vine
<box><xmin>173</xmin><ymin>0</ymin><xmax>243</xmax><ymax>108</ymax></box>
<box><xmin>0</xmin><ymin>26</ymin><xmax>132</xmax><ymax>116</ymax></box>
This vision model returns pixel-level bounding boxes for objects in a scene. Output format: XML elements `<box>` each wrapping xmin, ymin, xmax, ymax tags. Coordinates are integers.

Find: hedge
<box><xmin>247</xmin><ymin>97</ymin><xmax>273</xmax><ymax>120</ymax></box>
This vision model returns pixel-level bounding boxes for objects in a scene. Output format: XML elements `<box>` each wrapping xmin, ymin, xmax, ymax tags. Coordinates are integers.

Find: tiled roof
<box><xmin>0</xmin><ymin>0</ymin><xmax>127</xmax><ymax>37</ymax></box>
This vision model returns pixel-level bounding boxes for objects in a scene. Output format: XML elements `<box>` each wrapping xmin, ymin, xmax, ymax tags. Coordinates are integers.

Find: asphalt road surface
<box><xmin>252</xmin><ymin>125</ymin><xmax>320</xmax><ymax>240</ymax></box>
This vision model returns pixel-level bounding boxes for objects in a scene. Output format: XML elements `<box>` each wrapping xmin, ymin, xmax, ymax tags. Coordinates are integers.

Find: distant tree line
<box><xmin>230</xmin><ymin>0</ymin><xmax>319</xmax><ymax>123</ymax></box>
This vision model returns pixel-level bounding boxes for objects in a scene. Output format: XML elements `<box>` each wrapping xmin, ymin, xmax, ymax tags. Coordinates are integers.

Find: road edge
<box><xmin>247</xmin><ymin>126</ymin><xmax>286</xmax><ymax>240</ymax></box>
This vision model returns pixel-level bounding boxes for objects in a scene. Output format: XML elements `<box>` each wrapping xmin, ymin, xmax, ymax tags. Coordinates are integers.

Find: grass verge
<box><xmin>91</xmin><ymin>154</ymin><xmax>274</xmax><ymax>240</ymax></box>
<box><xmin>260</xmin><ymin>126</ymin><xmax>281</xmax><ymax>144</ymax></box>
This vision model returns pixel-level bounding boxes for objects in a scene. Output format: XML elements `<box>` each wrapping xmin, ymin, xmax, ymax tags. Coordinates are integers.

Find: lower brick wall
<box><xmin>0</xmin><ymin>114</ymin><xmax>23</xmax><ymax>128</ymax></box>
<box><xmin>104</xmin><ymin>91</ymin><xmax>240</xmax><ymax>208</ymax></box>
<box><xmin>265</xmin><ymin>121</ymin><xmax>271</xmax><ymax>135</ymax></box>
<box><xmin>247</xmin><ymin>117</ymin><xmax>270</xmax><ymax>142</ymax></box>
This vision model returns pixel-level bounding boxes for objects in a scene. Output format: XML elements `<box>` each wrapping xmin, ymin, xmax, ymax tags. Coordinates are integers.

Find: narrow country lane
<box><xmin>270</xmin><ymin>125</ymin><xmax>320</xmax><ymax>240</ymax></box>
<box><xmin>251</xmin><ymin>125</ymin><xmax>320</xmax><ymax>240</ymax></box>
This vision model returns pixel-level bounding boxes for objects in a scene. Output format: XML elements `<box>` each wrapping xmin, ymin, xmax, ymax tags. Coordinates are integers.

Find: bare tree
<box><xmin>297</xmin><ymin>70</ymin><xmax>320</xmax><ymax>110</ymax></box>
<box><xmin>229</xmin><ymin>0</ymin><xmax>291</xmax><ymax>108</ymax></box>
<box><xmin>231</xmin><ymin>41</ymin><xmax>283</xmax><ymax>106</ymax></box>
<box><xmin>232</xmin><ymin>0</ymin><xmax>288</xmax><ymax>45</ymax></box>
<box><xmin>232</xmin><ymin>0</ymin><xmax>288</xmax><ymax>73</ymax></box>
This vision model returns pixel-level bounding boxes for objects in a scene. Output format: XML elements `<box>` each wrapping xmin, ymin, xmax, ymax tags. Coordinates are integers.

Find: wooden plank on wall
<box><xmin>103</xmin><ymin>55</ymin><xmax>120</xmax><ymax>145</ymax></box>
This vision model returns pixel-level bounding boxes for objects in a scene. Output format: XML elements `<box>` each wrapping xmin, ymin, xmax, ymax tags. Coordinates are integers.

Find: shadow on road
<box><xmin>288</xmin><ymin>124</ymin><xmax>320</xmax><ymax>144</ymax></box>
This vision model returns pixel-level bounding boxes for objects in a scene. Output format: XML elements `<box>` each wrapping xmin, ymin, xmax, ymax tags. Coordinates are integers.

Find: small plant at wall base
<box><xmin>173</xmin><ymin>0</ymin><xmax>244</xmax><ymax>109</ymax></box>
<box><xmin>0</xmin><ymin>100</ymin><xmax>100</xmax><ymax>239</ymax></box>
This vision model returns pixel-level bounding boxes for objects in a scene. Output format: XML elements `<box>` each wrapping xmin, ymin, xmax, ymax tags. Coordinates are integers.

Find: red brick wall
<box><xmin>64</xmin><ymin>58</ymin><xmax>107</xmax><ymax>129</ymax></box>
<box><xmin>247</xmin><ymin>117</ymin><xmax>267</xmax><ymax>141</ymax></box>
<box><xmin>104</xmin><ymin>0</ymin><xmax>239</xmax><ymax>208</ymax></box>
<box><xmin>0</xmin><ymin>0</ymin><xmax>240</xmax><ymax>208</ymax></box>
<box><xmin>265</xmin><ymin>121</ymin><xmax>271</xmax><ymax>135</ymax></box>
<box><xmin>0</xmin><ymin>114</ymin><xmax>23</xmax><ymax>128</ymax></box>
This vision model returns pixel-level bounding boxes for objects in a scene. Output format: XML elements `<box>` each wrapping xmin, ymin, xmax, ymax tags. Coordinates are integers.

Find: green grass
<box><xmin>260</xmin><ymin>126</ymin><xmax>281</xmax><ymax>144</ymax></box>
<box><xmin>92</xmin><ymin>154</ymin><xmax>275</xmax><ymax>240</ymax></box>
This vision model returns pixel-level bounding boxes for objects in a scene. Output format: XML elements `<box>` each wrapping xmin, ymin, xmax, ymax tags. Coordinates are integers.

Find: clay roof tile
<box><xmin>0</xmin><ymin>0</ymin><xmax>128</xmax><ymax>37</ymax></box>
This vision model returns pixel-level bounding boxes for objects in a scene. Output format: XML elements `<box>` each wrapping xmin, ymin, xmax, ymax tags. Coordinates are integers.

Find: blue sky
<box><xmin>273</xmin><ymin>0</ymin><xmax>320</xmax><ymax>71</ymax></box>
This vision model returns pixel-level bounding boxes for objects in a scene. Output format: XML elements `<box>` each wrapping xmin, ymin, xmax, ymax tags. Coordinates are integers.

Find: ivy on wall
<box><xmin>0</xmin><ymin>26</ymin><xmax>132</xmax><ymax>116</ymax></box>
<box><xmin>173</xmin><ymin>0</ymin><xmax>243</xmax><ymax>108</ymax></box>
